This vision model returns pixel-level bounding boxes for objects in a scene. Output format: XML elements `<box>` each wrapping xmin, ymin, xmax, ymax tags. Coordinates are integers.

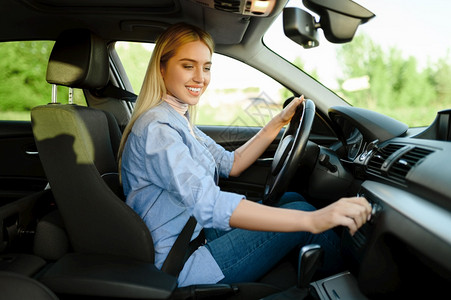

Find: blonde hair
<box><xmin>118</xmin><ymin>23</ymin><xmax>215</xmax><ymax>178</ymax></box>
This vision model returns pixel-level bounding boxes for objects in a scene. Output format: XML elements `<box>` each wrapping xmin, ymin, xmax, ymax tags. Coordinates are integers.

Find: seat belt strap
<box><xmin>92</xmin><ymin>81</ymin><xmax>138</xmax><ymax>102</ymax></box>
<box><xmin>161</xmin><ymin>216</ymin><xmax>202</xmax><ymax>277</ymax></box>
<box><xmin>161</xmin><ymin>168</ymin><xmax>216</xmax><ymax>277</ymax></box>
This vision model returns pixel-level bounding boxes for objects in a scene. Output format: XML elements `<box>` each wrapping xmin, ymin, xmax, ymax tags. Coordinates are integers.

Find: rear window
<box><xmin>0</xmin><ymin>41</ymin><xmax>86</xmax><ymax>121</ymax></box>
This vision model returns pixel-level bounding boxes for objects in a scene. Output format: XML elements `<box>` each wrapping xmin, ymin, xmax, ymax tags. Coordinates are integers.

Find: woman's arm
<box><xmin>229</xmin><ymin>96</ymin><xmax>304</xmax><ymax>177</ymax></box>
<box><xmin>229</xmin><ymin>197</ymin><xmax>372</xmax><ymax>236</ymax></box>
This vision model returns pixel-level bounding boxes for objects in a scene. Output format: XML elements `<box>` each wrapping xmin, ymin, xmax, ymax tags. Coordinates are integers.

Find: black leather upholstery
<box><xmin>33</xmin><ymin>209</ymin><xmax>69</xmax><ymax>261</ymax></box>
<box><xmin>46</xmin><ymin>29</ymin><xmax>109</xmax><ymax>89</ymax></box>
<box><xmin>32</xmin><ymin>29</ymin><xmax>154</xmax><ymax>262</ymax></box>
<box><xmin>0</xmin><ymin>271</ymin><xmax>58</xmax><ymax>300</ymax></box>
<box><xmin>32</xmin><ymin>104</ymin><xmax>154</xmax><ymax>261</ymax></box>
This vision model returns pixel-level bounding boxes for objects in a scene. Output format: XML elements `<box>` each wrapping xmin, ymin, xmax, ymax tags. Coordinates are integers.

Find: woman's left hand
<box><xmin>278</xmin><ymin>95</ymin><xmax>305</xmax><ymax>126</ymax></box>
<box><xmin>230</xmin><ymin>96</ymin><xmax>305</xmax><ymax>177</ymax></box>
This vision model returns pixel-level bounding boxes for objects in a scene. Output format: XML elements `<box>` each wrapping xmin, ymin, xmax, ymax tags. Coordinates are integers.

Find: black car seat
<box><xmin>31</xmin><ymin>29</ymin><xmax>154</xmax><ymax>263</ymax></box>
<box><xmin>31</xmin><ymin>29</ymin><xmax>281</xmax><ymax>299</ymax></box>
<box><xmin>0</xmin><ymin>271</ymin><xmax>59</xmax><ymax>300</ymax></box>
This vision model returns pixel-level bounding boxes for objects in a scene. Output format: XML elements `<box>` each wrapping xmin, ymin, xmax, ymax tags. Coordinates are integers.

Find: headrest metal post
<box><xmin>51</xmin><ymin>84</ymin><xmax>58</xmax><ymax>104</ymax></box>
<box><xmin>69</xmin><ymin>87</ymin><xmax>73</xmax><ymax>104</ymax></box>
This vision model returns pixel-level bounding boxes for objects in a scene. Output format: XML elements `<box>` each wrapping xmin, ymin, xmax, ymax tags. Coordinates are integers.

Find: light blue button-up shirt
<box><xmin>121</xmin><ymin>101</ymin><xmax>244</xmax><ymax>286</ymax></box>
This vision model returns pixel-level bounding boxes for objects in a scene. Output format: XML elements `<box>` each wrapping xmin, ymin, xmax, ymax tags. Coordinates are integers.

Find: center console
<box><xmin>311</xmin><ymin>271</ymin><xmax>368</xmax><ymax>300</ymax></box>
<box><xmin>312</xmin><ymin>180</ymin><xmax>451</xmax><ymax>299</ymax></box>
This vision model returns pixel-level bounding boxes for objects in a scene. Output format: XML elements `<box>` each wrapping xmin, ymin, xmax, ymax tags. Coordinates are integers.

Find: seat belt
<box><xmin>161</xmin><ymin>167</ymin><xmax>218</xmax><ymax>277</ymax></box>
<box><xmin>92</xmin><ymin>81</ymin><xmax>138</xmax><ymax>102</ymax></box>
<box><xmin>161</xmin><ymin>216</ymin><xmax>205</xmax><ymax>277</ymax></box>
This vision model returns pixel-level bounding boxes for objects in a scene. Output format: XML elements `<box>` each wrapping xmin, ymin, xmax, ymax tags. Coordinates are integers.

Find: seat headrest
<box><xmin>46</xmin><ymin>29</ymin><xmax>109</xmax><ymax>89</ymax></box>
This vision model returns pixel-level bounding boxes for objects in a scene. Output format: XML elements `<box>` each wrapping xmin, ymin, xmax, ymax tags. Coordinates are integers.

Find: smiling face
<box><xmin>161</xmin><ymin>40</ymin><xmax>212</xmax><ymax>105</ymax></box>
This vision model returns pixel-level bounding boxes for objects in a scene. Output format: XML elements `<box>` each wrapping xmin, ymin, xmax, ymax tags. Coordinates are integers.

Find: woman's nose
<box><xmin>193</xmin><ymin>68</ymin><xmax>204</xmax><ymax>82</ymax></box>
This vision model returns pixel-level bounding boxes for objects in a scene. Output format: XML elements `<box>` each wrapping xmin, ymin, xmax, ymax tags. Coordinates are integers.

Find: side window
<box><xmin>0</xmin><ymin>41</ymin><xmax>86</xmax><ymax>121</ymax></box>
<box><xmin>115</xmin><ymin>42</ymin><xmax>153</xmax><ymax>93</ymax></box>
<box><xmin>199</xmin><ymin>54</ymin><xmax>288</xmax><ymax>126</ymax></box>
<box><xmin>115</xmin><ymin>42</ymin><xmax>290</xmax><ymax>127</ymax></box>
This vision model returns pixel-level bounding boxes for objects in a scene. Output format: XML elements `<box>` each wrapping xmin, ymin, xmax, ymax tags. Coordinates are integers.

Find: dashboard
<box><xmin>322</xmin><ymin>106</ymin><xmax>451</xmax><ymax>298</ymax></box>
<box><xmin>345</xmin><ymin>127</ymin><xmax>363</xmax><ymax>161</ymax></box>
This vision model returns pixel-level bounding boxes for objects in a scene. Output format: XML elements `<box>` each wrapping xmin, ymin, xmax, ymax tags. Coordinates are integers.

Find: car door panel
<box><xmin>200</xmin><ymin>125</ymin><xmax>279</xmax><ymax>201</ymax></box>
<box><xmin>0</xmin><ymin>121</ymin><xmax>47</xmax><ymax>205</ymax></box>
<box><xmin>201</xmin><ymin>129</ymin><xmax>333</xmax><ymax>200</ymax></box>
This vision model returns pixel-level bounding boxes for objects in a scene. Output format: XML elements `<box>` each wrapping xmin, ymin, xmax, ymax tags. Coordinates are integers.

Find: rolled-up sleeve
<box><xmin>144</xmin><ymin>122</ymin><xmax>243</xmax><ymax>231</ymax></box>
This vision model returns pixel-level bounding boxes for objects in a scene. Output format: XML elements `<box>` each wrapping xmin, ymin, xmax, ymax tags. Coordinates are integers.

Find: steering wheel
<box><xmin>262</xmin><ymin>99</ymin><xmax>315</xmax><ymax>206</ymax></box>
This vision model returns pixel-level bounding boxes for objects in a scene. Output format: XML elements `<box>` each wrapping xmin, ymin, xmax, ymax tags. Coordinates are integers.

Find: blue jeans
<box><xmin>204</xmin><ymin>192</ymin><xmax>344</xmax><ymax>283</ymax></box>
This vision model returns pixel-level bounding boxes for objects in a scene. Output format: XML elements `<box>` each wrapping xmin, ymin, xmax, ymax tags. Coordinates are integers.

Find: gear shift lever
<box><xmin>261</xmin><ymin>244</ymin><xmax>325</xmax><ymax>300</ymax></box>
<box><xmin>297</xmin><ymin>244</ymin><xmax>324</xmax><ymax>289</ymax></box>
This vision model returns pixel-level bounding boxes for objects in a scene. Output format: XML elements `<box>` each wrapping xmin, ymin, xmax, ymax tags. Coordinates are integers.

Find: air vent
<box><xmin>387</xmin><ymin>147</ymin><xmax>434</xmax><ymax>183</ymax></box>
<box><xmin>366</xmin><ymin>144</ymin><xmax>404</xmax><ymax>175</ymax></box>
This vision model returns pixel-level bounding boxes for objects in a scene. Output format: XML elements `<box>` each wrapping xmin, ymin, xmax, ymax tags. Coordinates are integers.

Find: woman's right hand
<box><xmin>310</xmin><ymin>197</ymin><xmax>372</xmax><ymax>236</ymax></box>
<box><xmin>277</xmin><ymin>95</ymin><xmax>305</xmax><ymax>126</ymax></box>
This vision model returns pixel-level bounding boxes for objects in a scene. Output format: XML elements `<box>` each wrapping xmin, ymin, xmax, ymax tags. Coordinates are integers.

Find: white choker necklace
<box><xmin>163</xmin><ymin>95</ymin><xmax>188</xmax><ymax>116</ymax></box>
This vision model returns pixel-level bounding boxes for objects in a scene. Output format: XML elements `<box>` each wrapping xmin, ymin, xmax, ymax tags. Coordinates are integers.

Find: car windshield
<box><xmin>264</xmin><ymin>0</ymin><xmax>451</xmax><ymax>128</ymax></box>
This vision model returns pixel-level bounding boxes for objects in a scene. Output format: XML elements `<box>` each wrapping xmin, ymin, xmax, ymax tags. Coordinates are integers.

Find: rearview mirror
<box><xmin>283</xmin><ymin>0</ymin><xmax>375</xmax><ymax>48</ymax></box>
<box><xmin>283</xmin><ymin>8</ymin><xmax>319</xmax><ymax>48</ymax></box>
<box><xmin>304</xmin><ymin>0</ymin><xmax>375</xmax><ymax>43</ymax></box>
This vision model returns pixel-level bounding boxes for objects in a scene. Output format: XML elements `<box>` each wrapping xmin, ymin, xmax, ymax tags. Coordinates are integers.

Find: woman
<box><xmin>118</xmin><ymin>23</ymin><xmax>371</xmax><ymax>287</ymax></box>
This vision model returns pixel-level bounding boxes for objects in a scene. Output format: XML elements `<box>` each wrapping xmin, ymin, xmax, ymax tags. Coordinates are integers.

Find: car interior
<box><xmin>0</xmin><ymin>0</ymin><xmax>450</xmax><ymax>299</ymax></box>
